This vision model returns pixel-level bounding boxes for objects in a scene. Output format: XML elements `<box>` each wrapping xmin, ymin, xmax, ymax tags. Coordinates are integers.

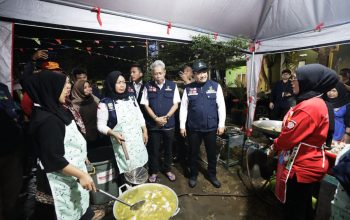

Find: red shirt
<box><xmin>274</xmin><ymin>97</ymin><xmax>329</xmax><ymax>183</ymax></box>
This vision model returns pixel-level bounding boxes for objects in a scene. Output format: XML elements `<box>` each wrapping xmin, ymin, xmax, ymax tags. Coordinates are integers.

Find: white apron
<box><xmin>46</xmin><ymin>121</ymin><xmax>89</xmax><ymax>220</ymax></box>
<box><xmin>110</xmin><ymin>98</ymin><xmax>148</xmax><ymax>173</ymax></box>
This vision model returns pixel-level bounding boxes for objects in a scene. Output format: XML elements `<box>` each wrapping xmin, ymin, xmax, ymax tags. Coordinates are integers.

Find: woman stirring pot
<box><xmin>269</xmin><ymin>64</ymin><xmax>338</xmax><ymax>220</ymax></box>
<box><xmin>27</xmin><ymin>71</ymin><xmax>96</xmax><ymax>220</ymax></box>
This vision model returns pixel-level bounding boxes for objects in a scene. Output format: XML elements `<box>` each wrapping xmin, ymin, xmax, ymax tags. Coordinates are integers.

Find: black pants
<box><xmin>188</xmin><ymin>130</ymin><xmax>217</xmax><ymax>178</ymax></box>
<box><xmin>147</xmin><ymin>129</ymin><xmax>175</xmax><ymax>174</ymax></box>
<box><xmin>285</xmin><ymin>176</ymin><xmax>315</xmax><ymax>220</ymax></box>
<box><xmin>0</xmin><ymin>152</ymin><xmax>23</xmax><ymax>220</ymax></box>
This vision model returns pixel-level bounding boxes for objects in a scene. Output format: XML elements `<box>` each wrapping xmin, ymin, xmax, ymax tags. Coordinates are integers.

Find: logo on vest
<box><xmin>206</xmin><ymin>86</ymin><xmax>216</xmax><ymax>94</ymax></box>
<box><xmin>165</xmin><ymin>86</ymin><xmax>172</xmax><ymax>91</ymax></box>
<box><xmin>107</xmin><ymin>103</ymin><xmax>114</xmax><ymax>110</ymax></box>
<box><xmin>128</xmin><ymin>87</ymin><xmax>134</xmax><ymax>93</ymax></box>
<box><xmin>148</xmin><ymin>86</ymin><xmax>157</xmax><ymax>92</ymax></box>
<box><xmin>188</xmin><ymin>88</ymin><xmax>198</xmax><ymax>96</ymax></box>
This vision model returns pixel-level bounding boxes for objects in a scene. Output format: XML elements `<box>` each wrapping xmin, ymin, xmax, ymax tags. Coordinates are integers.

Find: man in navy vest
<box><xmin>141</xmin><ymin>60</ymin><xmax>181</xmax><ymax>182</ymax></box>
<box><xmin>180</xmin><ymin>60</ymin><xmax>226</xmax><ymax>188</ymax></box>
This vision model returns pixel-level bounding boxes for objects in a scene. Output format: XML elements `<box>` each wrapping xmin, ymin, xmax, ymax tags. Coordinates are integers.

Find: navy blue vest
<box><xmin>145</xmin><ymin>80</ymin><xmax>176</xmax><ymax>129</ymax></box>
<box><xmin>185</xmin><ymin>80</ymin><xmax>219</xmax><ymax>131</ymax></box>
<box><xmin>100</xmin><ymin>96</ymin><xmax>138</xmax><ymax>129</ymax></box>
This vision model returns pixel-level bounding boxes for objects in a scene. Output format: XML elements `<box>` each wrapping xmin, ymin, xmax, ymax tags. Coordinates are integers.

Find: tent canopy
<box><xmin>1</xmin><ymin>0</ymin><xmax>350</xmax><ymax>53</ymax></box>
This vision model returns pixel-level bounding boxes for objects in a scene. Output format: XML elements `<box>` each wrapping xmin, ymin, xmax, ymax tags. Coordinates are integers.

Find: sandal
<box><xmin>148</xmin><ymin>174</ymin><xmax>158</xmax><ymax>183</ymax></box>
<box><xmin>165</xmin><ymin>172</ymin><xmax>176</xmax><ymax>182</ymax></box>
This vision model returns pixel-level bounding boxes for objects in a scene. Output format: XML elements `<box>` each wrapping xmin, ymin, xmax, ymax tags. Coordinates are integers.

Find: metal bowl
<box><xmin>252</xmin><ymin>120</ymin><xmax>282</xmax><ymax>138</ymax></box>
<box><xmin>124</xmin><ymin>167</ymin><xmax>148</xmax><ymax>185</ymax></box>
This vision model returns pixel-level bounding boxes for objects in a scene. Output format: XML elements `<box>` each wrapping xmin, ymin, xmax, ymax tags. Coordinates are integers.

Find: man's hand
<box><xmin>32</xmin><ymin>50</ymin><xmax>48</xmax><ymax>61</ymax></box>
<box><xmin>217</xmin><ymin>127</ymin><xmax>225</xmax><ymax>136</ymax></box>
<box><xmin>180</xmin><ymin>129</ymin><xmax>187</xmax><ymax>138</ymax></box>
<box><xmin>155</xmin><ymin>116</ymin><xmax>167</xmax><ymax>127</ymax></box>
<box><xmin>269</xmin><ymin>102</ymin><xmax>274</xmax><ymax>110</ymax></box>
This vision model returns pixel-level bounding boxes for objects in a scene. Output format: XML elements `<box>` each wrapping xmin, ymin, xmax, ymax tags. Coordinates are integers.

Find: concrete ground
<box><xmin>102</xmin><ymin>157</ymin><xmax>284</xmax><ymax>220</ymax></box>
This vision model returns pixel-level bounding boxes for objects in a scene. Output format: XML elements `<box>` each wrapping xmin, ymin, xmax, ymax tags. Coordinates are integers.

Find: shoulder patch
<box><xmin>286</xmin><ymin>120</ymin><xmax>296</xmax><ymax>129</ymax></box>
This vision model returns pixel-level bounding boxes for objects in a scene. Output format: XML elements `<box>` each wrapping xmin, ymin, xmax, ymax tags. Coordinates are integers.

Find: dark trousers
<box><xmin>147</xmin><ymin>129</ymin><xmax>175</xmax><ymax>174</ymax></box>
<box><xmin>285</xmin><ymin>175</ymin><xmax>315</xmax><ymax>220</ymax></box>
<box><xmin>188</xmin><ymin>130</ymin><xmax>217</xmax><ymax>178</ymax></box>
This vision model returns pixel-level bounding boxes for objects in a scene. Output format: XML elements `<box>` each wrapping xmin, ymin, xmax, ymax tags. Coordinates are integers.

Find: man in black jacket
<box><xmin>269</xmin><ymin>69</ymin><xmax>295</xmax><ymax>120</ymax></box>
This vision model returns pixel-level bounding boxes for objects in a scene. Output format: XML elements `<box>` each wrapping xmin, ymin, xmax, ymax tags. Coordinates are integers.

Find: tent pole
<box><xmin>246</xmin><ymin>51</ymin><xmax>255</xmax><ymax>139</ymax></box>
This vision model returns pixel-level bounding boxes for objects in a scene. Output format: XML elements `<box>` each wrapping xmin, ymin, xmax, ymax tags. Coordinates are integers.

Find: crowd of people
<box><xmin>2</xmin><ymin>48</ymin><xmax>350</xmax><ymax>220</ymax></box>
<box><xmin>0</xmin><ymin>49</ymin><xmax>226</xmax><ymax>220</ymax></box>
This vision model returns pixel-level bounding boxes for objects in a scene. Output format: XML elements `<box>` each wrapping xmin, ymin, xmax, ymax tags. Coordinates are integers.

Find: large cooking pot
<box><xmin>252</xmin><ymin>119</ymin><xmax>282</xmax><ymax>138</ymax></box>
<box><xmin>113</xmin><ymin>183</ymin><xmax>179</xmax><ymax>220</ymax></box>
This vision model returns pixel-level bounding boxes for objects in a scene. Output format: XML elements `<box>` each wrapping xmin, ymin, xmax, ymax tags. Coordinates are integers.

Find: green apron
<box><xmin>46</xmin><ymin>120</ymin><xmax>89</xmax><ymax>220</ymax></box>
<box><xmin>110</xmin><ymin>97</ymin><xmax>148</xmax><ymax>173</ymax></box>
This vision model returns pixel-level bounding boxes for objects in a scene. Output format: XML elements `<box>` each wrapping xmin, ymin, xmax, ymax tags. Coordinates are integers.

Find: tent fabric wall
<box><xmin>0</xmin><ymin>0</ymin><xmax>231</xmax><ymax>42</ymax></box>
<box><xmin>245</xmin><ymin>54</ymin><xmax>263</xmax><ymax>136</ymax></box>
<box><xmin>0</xmin><ymin>21</ymin><xmax>13</xmax><ymax>91</ymax></box>
<box><xmin>256</xmin><ymin>22</ymin><xmax>350</xmax><ymax>53</ymax></box>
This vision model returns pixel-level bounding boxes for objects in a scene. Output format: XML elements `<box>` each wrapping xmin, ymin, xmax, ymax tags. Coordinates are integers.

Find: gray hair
<box><xmin>150</xmin><ymin>60</ymin><xmax>166</xmax><ymax>71</ymax></box>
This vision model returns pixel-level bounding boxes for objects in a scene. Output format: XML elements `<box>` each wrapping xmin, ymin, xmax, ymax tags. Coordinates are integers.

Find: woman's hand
<box><xmin>113</xmin><ymin>132</ymin><xmax>125</xmax><ymax>144</ymax></box>
<box><xmin>267</xmin><ymin>144</ymin><xmax>276</xmax><ymax>157</ymax></box>
<box><xmin>79</xmin><ymin>172</ymin><xmax>96</xmax><ymax>192</ymax></box>
<box><xmin>143</xmin><ymin>132</ymin><xmax>148</xmax><ymax>145</ymax></box>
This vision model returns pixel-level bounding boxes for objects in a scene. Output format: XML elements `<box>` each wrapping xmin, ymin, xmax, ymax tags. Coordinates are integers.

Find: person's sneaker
<box><xmin>208</xmin><ymin>176</ymin><xmax>221</xmax><ymax>188</ymax></box>
<box><xmin>188</xmin><ymin>176</ymin><xmax>197</xmax><ymax>188</ymax></box>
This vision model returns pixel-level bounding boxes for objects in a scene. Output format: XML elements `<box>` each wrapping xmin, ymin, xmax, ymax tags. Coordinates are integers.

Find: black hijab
<box><xmin>104</xmin><ymin>71</ymin><xmax>128</xmax><ymax>100</ymax></box>
<box><xmin>296</xmin><ymin>64</ymin><xmax>339</xmax><ymax>102</ymax></box>
<box><xmin>27</xmin><ymin>70</ymin><xmax>71</xmax><ymax>125</ymax></box>
<box><xmin>296</xmin><ymin>64</ymin><xmax>339</xmax><ymax>146</ymax></box>
<box><xmin>325</xmin><ymin>82</ymin><xmax>350</xmax><ymax>108</ymax></box>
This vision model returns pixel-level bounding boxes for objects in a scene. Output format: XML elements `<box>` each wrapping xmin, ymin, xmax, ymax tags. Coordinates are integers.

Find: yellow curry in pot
<box><xmin>114</xmin><ymin>184</ymin><xmax>177</xmax><ymax>220</ymax></box>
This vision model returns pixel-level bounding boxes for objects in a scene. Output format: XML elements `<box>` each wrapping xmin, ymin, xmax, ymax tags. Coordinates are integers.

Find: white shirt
<box><xmin>97</xmin><ymin>99</ymin><xmax>146</xmax><ymax>135</ymax></box>
<box><xmin>140</xmin><ymin>81</ymin><xmax>181</xmax><ymax>106</ymax></box>
<box><xmin>179</xmin><ymin>83</ymin><xmax>226</xmax><ymax>129</ymax></box>
<box><xmin>133</xmin><ymin>81</ymin><xmax>143</xmax><ymax>99</ymax></box>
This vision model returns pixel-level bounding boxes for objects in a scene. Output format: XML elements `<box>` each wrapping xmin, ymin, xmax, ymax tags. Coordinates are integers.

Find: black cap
<box><xmin>192</xmin><ymin>60</ymin><xmax>208</xmax><ymax>73</ymax></box>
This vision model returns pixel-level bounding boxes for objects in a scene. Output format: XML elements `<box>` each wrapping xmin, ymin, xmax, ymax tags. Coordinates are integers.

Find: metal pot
<box><xmin>113</xmin><ymin>183</ymin><xmax>180</xmax><ymax>220</ymax></box>
<box><xmin>252</xmin><ymin>119</ymin><xmax>282</xmax><ymax>138</ymax></box>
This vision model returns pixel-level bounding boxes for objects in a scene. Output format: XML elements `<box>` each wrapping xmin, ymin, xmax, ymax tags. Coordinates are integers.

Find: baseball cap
<box><xmin>192</xmin><ymin>60</ymin><xmax>208</xmax><ymax>73</ymax></box>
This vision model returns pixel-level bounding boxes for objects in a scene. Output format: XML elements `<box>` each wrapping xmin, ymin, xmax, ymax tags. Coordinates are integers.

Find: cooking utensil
<box><xmin>121</xmin><ymin>140</ymin><xmax>149</xmax><ymax>185</ymax></box>
<box><xmin>97</xmin><ymin>188</ymin><xmax>145</xmax><ymax>211</ymax></box>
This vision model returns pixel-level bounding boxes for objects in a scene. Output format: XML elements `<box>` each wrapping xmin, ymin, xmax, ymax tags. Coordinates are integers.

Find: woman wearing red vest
<box><xmin>270</xmin><ymin>64</ymin><xmax>338</xmax><ymax>220</ymax></box>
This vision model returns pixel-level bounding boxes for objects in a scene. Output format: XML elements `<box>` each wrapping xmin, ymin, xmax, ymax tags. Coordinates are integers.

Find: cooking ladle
<box><xmin>97</xmin><ymin>189</ymin><xmax>145</xmax><ymax>211</ymax></box>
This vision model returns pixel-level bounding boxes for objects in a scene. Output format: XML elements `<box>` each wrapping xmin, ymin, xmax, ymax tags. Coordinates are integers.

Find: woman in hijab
<box><xmin>326</xmin><ymin>82</ymin><xmax>350</xmax><ymax>141</ymax></box>
<box><xmin>27</xmin><ymin>70</ymin><xmax>95</xmax><ymax>220</ymax></box>
<box><xmin>72</xmin><ymin>80</ymin><xmax>100</xmax><ymax>149</ymax></box>
<box><xmin>97</xmin><ymin>71</ymin><xmax>148</xmax><ymax>175</ymax></box>
<box><xmin>62</xmin><ymin>76</ymin><xmax>86</xmax><ymax>136</ymax></box>
<box><xmin>269</xmin><ymin>64</ymin><xmax>338</xmax><ymax>220</ymax></box>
